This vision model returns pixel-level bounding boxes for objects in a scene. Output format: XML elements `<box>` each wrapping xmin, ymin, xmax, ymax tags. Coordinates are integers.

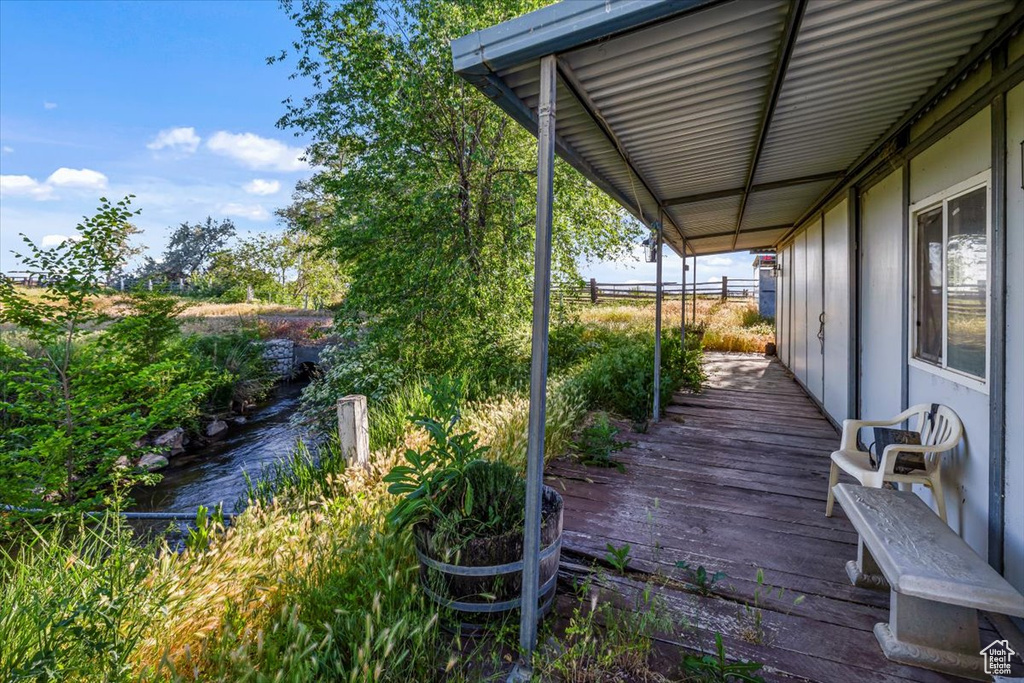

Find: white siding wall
<box><xmin>771</xmin><ymin>69</ymin><xmax>1018</xmax><ymax>586</ymax></box>
<box><xmin>823</xmin><ymin>200</ymin><xmax>851</xmax><ymax>421</ymax></box>
<box><xmin>805</xmin><ymin>218</ymin><xmax>825</xmax><ymax>403</ymax></box>
<box><xmin>908</xmin><ymin>108</ymin><xmax>991</xmax><ymax>553</ymax></box>
<box><xmin>793</xmin><ymin>231</ymin><xmax>808</xmax><ymax>385</ymax></box>
<box><xmin>1004</xmin><ymin>81</ymin><xmax>1024</xmax><ymax>594</ymax></box>
<box><xmin>858</xmin><ymin>169</ymin><xmax>905</xmax><ymax>421</ymax></box>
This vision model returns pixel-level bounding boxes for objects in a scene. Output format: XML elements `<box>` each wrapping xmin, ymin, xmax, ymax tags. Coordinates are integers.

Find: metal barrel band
<box><xmin>419</xmin><ymin>571</ymin><xmax>557</xmax><ymax>614</ymax></box>
<box><xmin>415</xmin><ymin>536</ymin><xmax>561</xmax><ymax>577</ymax></box>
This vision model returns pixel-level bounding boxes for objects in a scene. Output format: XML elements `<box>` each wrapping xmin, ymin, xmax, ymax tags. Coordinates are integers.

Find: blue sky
<box><xmin>0</xmin><ymin>0</ymin><xmax>753</xmax><ymax>284</ymax></box>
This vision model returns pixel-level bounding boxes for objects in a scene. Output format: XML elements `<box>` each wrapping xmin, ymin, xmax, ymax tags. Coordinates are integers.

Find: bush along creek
<box><xmin>384</xmin><ymin>379</ymin><xmax>563</xmax><ymax>629</ymax></box>
<box><xmin>127</xmin><ymin>335</ymin><xmax>329</xmax><ymax>519</ymax></box>
<box><xmin>0</xmin><ymin>264</ymin><xmax>315</xmax><ymax>518</ymax></box>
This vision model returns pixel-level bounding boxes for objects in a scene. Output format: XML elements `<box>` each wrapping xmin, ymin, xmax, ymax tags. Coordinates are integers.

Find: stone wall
<box><xmin>262</xmin><ymin>338</ymin><xmax>295</xmax><ymax>378</ymax></box>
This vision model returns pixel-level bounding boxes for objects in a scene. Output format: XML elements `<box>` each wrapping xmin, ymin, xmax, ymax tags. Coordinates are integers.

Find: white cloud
<box><xmin>0</xmin><ymin>175</ymin><xmax>54</xmax><ymax>200</ymax></box>
<box><xmin>701</xmin><ymin>255</ymin><xmax>734</xmax><ymax>267</ymax></box>
<box><xmin>207</xmin><ymin>131</ymin><xmax>307</xmax><ymax>172</ymax></box>
<box><xmin>243</xmin><ymin>178</ymin><xmax>281</xmax><ymax>195</ymax></box>
<box><xmin>220</xmin><ymin>202</ymin><xmax>270</xmax><ymax>221</ymax></box>
<box><xmin>46</xmin><ymin>167</ymin><xmax>108</xmax><ymax>190</ymax></box>
<box><xmin>43</xmin><ymin>101</ymin><xmax>57</xmax><ymax>110</ymax></box>
<box><xmin>1</xmin><ymin>146</ymin><xmax>12</xmax><ymax>154</ymax></box>
<box><xmin>41</xmin><ymin>234</ymin><xmax>80</xmax><ymax>248</ymax></box>
<box><xmin>147</xmin><ymin>126</ymin><xmax>201</xmax><ymax>154</ymax></box>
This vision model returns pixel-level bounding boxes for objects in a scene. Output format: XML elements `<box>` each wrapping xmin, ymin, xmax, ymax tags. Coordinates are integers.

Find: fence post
<box><xmin>246</xmin><ymin>284</ymin><xmax>254</xmax><ymax>302</ymax></box>
<box><xmin>147</xmin><ymin>279</ymin><xmax>153</xmax><ymax>292</ymax></box>
<box><xmin>721</xmin><ymin>276</ymin><xmax>728</xmax><ymax>301</ymax></box>
<box><xmin>589</xmin><ymin>278</ymin><xmax>598</xmax><ymax>304</ymax></box>
<box><xmin>337</xmin><ymin>395</ymin><xmax>370</xmax><ymax>469</ymax></box>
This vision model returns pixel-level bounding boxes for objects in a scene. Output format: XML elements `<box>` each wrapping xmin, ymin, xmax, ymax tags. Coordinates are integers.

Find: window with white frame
<box><xmin>910</xmin><ymin>172</ymin><xmax>989</xmax><ymax>385</ymax></box>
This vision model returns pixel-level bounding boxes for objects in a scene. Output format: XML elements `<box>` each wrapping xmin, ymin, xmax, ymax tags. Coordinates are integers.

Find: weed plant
<box><xmin>577</xmin><ymin>411</ymin><xmax>627</xmax><ymax>470</ymax></box>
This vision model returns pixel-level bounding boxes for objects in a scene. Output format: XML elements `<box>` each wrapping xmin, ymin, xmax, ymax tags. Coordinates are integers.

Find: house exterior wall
<box><xmin>858</xmin><ymin>168</ymin><xmax>905</xmax><ymax>421</ymax></box>
<box><xmin>906</xmin><ymin>108</ymin><xmax>992</xmax><ymax>550</ymax></box>
<box><xmin>777</xmin><ymin>245</ymin><xmax>790</xmax><ymax>367</ymax></box>
<box><xmin>776</xmin><ymin>72</ymin><xmax>1022</xmax><ymax>574</ymax></box>
<box><xmin>1004</xmin><ymin>80</ymin><xmax>1024</xmax><ymax>595</ymax></box>
<box><xmin>805</xmin><ymin>217</ymin><xmax>825</xmax><ymax>404</ymax></box>
<box><xmin>793</xmin><ymin>230</ymin><xmax>808</xmax><ymax>385</ymax></box>
<box><xmin>823</xmin><ymin>200</ymin><xmax>851</xmax><ymax>422</ymax></box>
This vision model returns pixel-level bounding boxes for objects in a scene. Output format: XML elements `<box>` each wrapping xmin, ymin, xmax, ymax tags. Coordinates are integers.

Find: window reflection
<box><xmin>915</xmin><ymin>207</ymin><xmax>942</xmax><ymax>363</ymax></box>
<box><xmin>946</xmin><ymin>187</ymin><xmax>987</xmax><ymax>379</ymax></box>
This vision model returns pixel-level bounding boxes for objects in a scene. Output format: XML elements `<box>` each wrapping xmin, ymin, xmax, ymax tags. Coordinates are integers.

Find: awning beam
<box><xmin>665</xmin><ymin>171</ymin><xmax>843</xmax><ymax>207</ymax></box>
<box><xmin>732</xmin><ymin>0</ymin><xmax>808</xmax><ymax>250</ymax></box>
<box><xmin>556</xmin><ymin>58</ymin><xmax>687</xmax><ymax>246</ymax></box>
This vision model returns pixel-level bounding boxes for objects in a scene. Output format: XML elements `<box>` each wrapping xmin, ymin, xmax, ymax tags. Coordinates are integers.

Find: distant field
<box><xmin>580</xmin><ymin>297</ymin><xmax>775</xmax><ymax>354</ymax></box>
<box><xmin>2</xmin><ymin>286</ymin><xmax>331</xmax><ymax>339</ymax></box>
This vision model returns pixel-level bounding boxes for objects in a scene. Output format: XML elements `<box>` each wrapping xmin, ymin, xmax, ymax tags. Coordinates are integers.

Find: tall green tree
<box><xmin>274</xmin><ymin>0</ymin><xmax>639</xmax><ymax>388</ymax></box>
<box><xmin>138</xmin><ymin>216</ymin><xmax>236</xmax><ymax>280</ymax></box>
<box><xmin>0</xmin><ymin>198</ymin><xmax>217</xmax><ymax>511</ymax></box>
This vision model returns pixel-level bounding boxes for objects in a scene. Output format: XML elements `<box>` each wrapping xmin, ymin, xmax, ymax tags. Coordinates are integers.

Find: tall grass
<box><xmin>0</xmin><ymin>514</ymin><xmax>170</xmax><ymax>682</ymax></box>
<box><xmin>581</xmin><ymin>299</ymin><xmax>774</xmax><ymax>354</ymax></box>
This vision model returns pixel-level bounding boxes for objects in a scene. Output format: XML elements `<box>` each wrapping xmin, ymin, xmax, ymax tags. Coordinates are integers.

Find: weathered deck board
<box><xmin>547</xmin><ymin>352</ymin><xmax>975</xmax><ymax>682</ymax></box>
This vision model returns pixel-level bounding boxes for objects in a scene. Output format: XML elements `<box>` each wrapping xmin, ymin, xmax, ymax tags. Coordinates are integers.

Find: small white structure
<box><xmin>753</xmin><ymin>254</ymin><xmax>776</xmax><ymax>319</ymax></box>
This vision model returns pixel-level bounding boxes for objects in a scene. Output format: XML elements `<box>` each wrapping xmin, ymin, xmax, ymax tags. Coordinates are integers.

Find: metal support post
<box><xmin>653</xmin><ymin>220</ymin><xmax>663</xmax><ymax>423</ymax></box>
<box><xmin>681</xmin><ymin>241</ymin><xmax>687</xmax><ymax>342</ymax></box>
<box><xmin>516</xmin><ymin>53</ymin><xmax>557</xmax><ymax>670</ymax></box>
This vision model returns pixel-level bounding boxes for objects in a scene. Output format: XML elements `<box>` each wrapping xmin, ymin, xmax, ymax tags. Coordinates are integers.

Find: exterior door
<box><xmin>823</xmin><ymin>200</ymin><xmax>851</xmax><ymax>422</ymax></box>
<box><xmin>805</xmin><ymin>217</ymin><xmax>825</xmax><ymax>403</ymax></box>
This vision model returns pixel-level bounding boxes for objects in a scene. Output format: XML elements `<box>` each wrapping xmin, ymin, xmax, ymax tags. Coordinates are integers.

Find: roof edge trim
<box><xmin>451</xmin><ymin>0</ymin><xmax>722</xmax><ymax>76</ymax></box>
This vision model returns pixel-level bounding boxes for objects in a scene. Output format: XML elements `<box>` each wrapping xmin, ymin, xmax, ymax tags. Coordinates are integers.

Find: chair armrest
<box><xmin>839</xmin><ymin>417</ymin><xmax>902</xmax><ymax>451</ymax></box>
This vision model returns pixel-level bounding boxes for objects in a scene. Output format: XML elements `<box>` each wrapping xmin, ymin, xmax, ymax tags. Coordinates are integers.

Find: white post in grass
<box><xmin>515</xmin><ymin>53</ymin><xmax>557</xmax><ymax>678</ymax></box>
<box><xmin>337</xmin><ymin>395</ymin><xmax>369</xmax><ymax>469</ymax></box>
<box><xmin>652</xmin><ymin>219</ymin><xmax>663</xmax><ymax>423</ymax></box>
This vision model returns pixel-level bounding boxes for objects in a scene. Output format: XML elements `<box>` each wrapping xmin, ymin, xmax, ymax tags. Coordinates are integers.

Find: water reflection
<box><xmin>133</xmin><ymin>380</ymin><xmax>312</xmax><ymax>514</ymax></box>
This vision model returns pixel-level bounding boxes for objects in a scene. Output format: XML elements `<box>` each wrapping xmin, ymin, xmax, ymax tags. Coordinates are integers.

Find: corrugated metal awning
<box><xmin>451</xmin><ymin>0</ymin><xmax>1022</xmax><ymax>256</ymax></box>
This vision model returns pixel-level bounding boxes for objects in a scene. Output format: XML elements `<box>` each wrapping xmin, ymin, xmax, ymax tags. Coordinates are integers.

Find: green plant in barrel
<box><xmin>384</xmin><ymin>377</ymin><xmax>559</xmax><ymax>620</ymax></box>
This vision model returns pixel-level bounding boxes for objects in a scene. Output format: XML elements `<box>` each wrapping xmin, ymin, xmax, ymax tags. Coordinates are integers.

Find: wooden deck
<box><xmin>546</xmin><ymin>353</ymin><xmax>987</xmax><ymax>682</ymax></box>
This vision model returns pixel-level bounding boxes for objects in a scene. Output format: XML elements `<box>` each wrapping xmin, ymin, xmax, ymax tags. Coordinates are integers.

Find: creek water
<box><xmin>133</xmin><ymin>380</ymin><xmax>313</xmax><ymax>515</ymax></box>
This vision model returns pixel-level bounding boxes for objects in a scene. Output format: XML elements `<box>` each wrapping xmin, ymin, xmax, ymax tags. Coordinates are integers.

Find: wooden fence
<box><xmin>553</xmin><ymin>278</ymin><xmax>758</xmax><ymax>305</ymax></box>
<box><xmin>5</xmin><ymin>272</ymin><xmax>214</xmax><ymax>296</ymax></box>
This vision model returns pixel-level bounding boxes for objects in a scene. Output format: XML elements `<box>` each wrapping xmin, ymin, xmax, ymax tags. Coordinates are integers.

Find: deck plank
<box><xmin>549</xmin><ymin>352</ymin><xmax>972</xmax><ymax>682</ymax></box>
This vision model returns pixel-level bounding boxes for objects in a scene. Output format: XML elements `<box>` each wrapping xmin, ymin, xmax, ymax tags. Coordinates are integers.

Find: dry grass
<box><xmin>3</xmin><ymin>286</ymin><xmax>329</xmax><ymax>338</ymax></box>
<box><xmin>125</xmin><ymin>376</ymin><xmax>588</xmax><ymax>678</ymax></box>
<box><xmin>580</xmin><ymin>298</ymin><xmax>774</xmax><ymax>354</ymax></box>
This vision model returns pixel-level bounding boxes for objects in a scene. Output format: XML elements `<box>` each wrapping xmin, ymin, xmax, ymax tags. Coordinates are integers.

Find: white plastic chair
<box><xmin>825</xmin><ymin>404</ymin><xmax>963</xmax><ymax>522</ymax></box>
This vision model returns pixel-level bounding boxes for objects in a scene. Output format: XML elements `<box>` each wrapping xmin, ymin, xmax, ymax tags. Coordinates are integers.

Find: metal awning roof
<box><xmin>451</xmin><ymin>0</ymin><xmax>1022</xmax><ymax>256</ymax></box>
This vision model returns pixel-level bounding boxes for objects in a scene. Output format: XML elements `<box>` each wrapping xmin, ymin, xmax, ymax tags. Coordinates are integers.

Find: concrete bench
<box><xmin>834</xmin><ymin>483</ymin><xmax>1024</xmax><ymax>680</ymax></box>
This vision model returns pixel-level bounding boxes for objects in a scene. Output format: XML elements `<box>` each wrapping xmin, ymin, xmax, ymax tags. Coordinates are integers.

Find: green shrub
<box><xmin>577</xmin><ymin>331</ymin><xmax>703</xmax><ymax>425</ymax></box>
<box><xmin>188</xmin><ymin>329</ymin><xmax>275</xmax><ymax>411</ymax></box>
<box><xmin>368</xmin><ymin>380</ymin><xmax>432</xmax><ymax>450</ymax></box>
<box><xmin>740</xmin><ymin>306</ymin><xmax>774</xmax><ymax>330</ymax></box>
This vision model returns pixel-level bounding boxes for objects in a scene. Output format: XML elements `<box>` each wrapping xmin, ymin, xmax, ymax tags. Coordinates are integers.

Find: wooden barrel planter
<box><xmin>413</xmin><ymin>486</ymin><xmax>563</xmax><ymax>630</ymax></box>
